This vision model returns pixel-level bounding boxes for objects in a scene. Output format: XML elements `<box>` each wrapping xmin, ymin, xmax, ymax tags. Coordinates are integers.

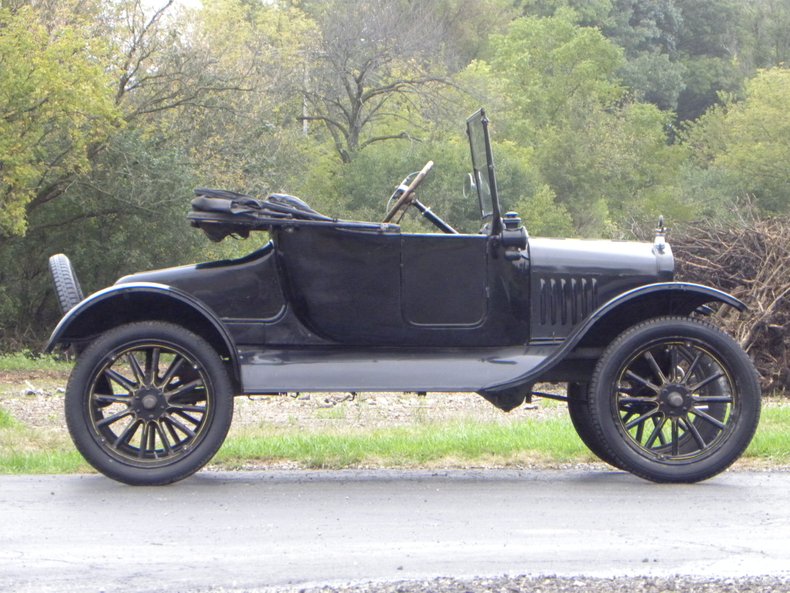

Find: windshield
<box><xmin>466</xmin><ymin>109</ymin><xmax>500</xmax><ymax>231</ymax></box>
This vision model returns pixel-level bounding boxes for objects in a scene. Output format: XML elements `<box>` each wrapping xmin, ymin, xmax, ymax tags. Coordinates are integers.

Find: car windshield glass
<box><xmin>466</xmin><ymin>109</ymin><xmax>497</xmax><ymax>221</ymax></box>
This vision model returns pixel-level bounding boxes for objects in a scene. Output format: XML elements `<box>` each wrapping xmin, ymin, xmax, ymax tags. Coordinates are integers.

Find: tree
<box><xmin>683</xmin><ymin>67</ymin><xmax>790</xmax><ymax>215</ymax></box>
<box><xmin>0</xmin><ymin>0</ymin><xmax>302</xmax><ymax>345</ymax></box>
<box><xmin>489</xmin><ymin>10</ymin><xmax>625</xmax><ymax>140</ymax></box>
<box><xmin>481</xmin><ymin>13</ymin><xmax>688</xmax><ymax>235</ymax></box>
<box><xmin>298</xmin><ymin>0</ymin><xmax>456</xmax><ymax>163</ymax></box>
<box><xmin>0</xmin><ymin>5</ymin><xmax>119</xmax><ymax>238</ymax></box>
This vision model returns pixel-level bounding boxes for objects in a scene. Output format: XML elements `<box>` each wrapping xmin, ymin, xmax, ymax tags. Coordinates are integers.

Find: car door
<box><xmin>400</xmin><ymin>233</ymin><xmax>488</xmax><ymax>327</ymax></box>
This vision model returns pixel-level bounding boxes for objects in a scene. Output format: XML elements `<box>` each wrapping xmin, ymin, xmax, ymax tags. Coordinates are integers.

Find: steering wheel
<box><xmin>383</xmin><ymin>161</ymin><xmax>433</xmax><ymax>223</ymax></box>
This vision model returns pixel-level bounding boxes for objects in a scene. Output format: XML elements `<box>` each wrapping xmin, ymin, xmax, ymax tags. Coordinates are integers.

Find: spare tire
<box><xmin>49</xmin><ymin>254</ymin><xmax>84</xmax><ymax>314</ymax></box>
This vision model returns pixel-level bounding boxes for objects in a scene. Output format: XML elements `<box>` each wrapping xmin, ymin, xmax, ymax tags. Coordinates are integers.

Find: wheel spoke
<box><xmin>105</xmin><ymin>369</ymin><xmax>136</xmax><ymax>392</ymax></box>
<box><xmin>169</xmin><ymin>403</ymin><xmax>207</xmax><ymax>414</ymax></box>
<box><xmin>625</xmin><ymin>370</ymin><xmax>660</xmax><ymax>393</ymax></box>
<box><xmin>113</xmin><ymin>419</ymin><xmax>141</xmax><ymax>448</ymax></box>
<box><xmin>671</xmin><ymin>418</ymin><xmax>680</xmax><ymax>456</ymax></box>
<box><xmin>681</xmin><ymin>416</ymin><xmax>707</xmax><ymax>450</ymax></box>
<box><xmin>693</xmin><ymin>395</ymin><xmax>733</xmax><ymax>404</ymax></box>
<box><xmin>624</xmin><ymin>407</ymin><xmax>659</xmax><ymax>430</ymax></box>
<box><xmin>145</xmin><ymin>347</ymin><xmax>161</xmax><ymax>384</ymax></box>
<box><xmin>163</xmin><ymin>417</ymin><xmax>182</xmax><ymax>445</ymax></box>
<box><xmin>654</xmin><ymin>415</ymin><xmax>668</xmax><ymax>446</ymax></box>
<box><xmin>689</xmin><ymin>371</ymin><xmax>725</xmax><ymax>393</ymax></box>
<box><xmin>149</xmin><ymin>422</ymin><xmax>159</xmax><ymax>458</ymax></box>
<box><xmin>164</xmin><ymin>413</ymin><xmax>196</xmax><ymax>438</ymax></box>
<box><xmin>92</xmin><ymin>393</ymin><xmax>131</xmax><ymax>405</ymax></box>
<box><xmin>155</xmin><ymin>421</ymin><xmax>172</xmax><ymax>454</ymax></box>
<box><xmin>138</xmin><ymin>422</ymin><xmax>156</xmax><ymax>458</ymax></box>
<box><xmin>689</xmin><ymin>408</ymin><xmax>727</xmax><ymax>430</ymax></box>
<box><xmin>97</xmin><ymin>408</ymin><xmax>134</xmax><ymax>428</ymax></box>
<box><xmin>644</xmin><ymin>351</ymin><xmax>668</xmax><ymax>384</ymax></box>
<box><xmin>173</xmin><ymin>409</ymin><xmax>202</xmax><ymax>427</ymax></box>
<box><xmin>127</xmin><ymin>352</ymin><xmax>146</xmax><ymax>385</ymax></box>
<box><xmin>159</xmin><ymin>356</ymin><xmax>185</xmax><ymax>389</ymax></box>
<box><xmin>635</xmin><ymin>418</ymin><xmax>645</xmax><ymax>443</ymax></box>
<box><xmin>645</xmin><ymin>415</ymin><xmax>668</xmax><ymax>448</ymax></box>
<box><xmin>165</xmin><ymin>379</ymin><xmax>202</xmax><ymax>400</ymax></box>
<box><xmin>618</xmin><ymin>396</ymin><xmax>657</xmax><ymax>405</ymax></box>
<box><xmin>681</xmin><ymin>352</ymin><xmax>703</xmax><ymax>385</ymax></box>
<box><xmin>668</xmin><ymin>346</ymin><xmax>679</xmax><ymax>382</ymax></box>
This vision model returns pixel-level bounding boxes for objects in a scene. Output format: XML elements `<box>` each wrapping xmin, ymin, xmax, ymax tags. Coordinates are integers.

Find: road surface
<box><xmin>1</xmin><ymin>469</ymin><xmax>788</xmax><ymax>592</ymax></box>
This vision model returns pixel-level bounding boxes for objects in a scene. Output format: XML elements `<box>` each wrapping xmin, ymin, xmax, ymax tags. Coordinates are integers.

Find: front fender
<box><xmin>46</xmin><ymin>282</ymin><xmax>239</xmax><ymax>380</ymax></box>
<box><xmin>484</xmin><ymin>282</ymin><xmax>745</xmax><ymax>392</ymax></box>
<box><xmin>577</xmin><ymin>281</ymin><xmax>746</xmax><ymax>334</ymax></box>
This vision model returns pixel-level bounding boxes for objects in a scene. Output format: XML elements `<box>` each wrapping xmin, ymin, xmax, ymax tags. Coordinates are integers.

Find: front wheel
<box><xmin>65</xmin><ymin>322</ymin><xmax>234</xmax><ymax>485</ymax></box>
<box><xmin>588</xmin><ymin>317</ymin><xmax>760</xmax><ymax>483</ymax></box>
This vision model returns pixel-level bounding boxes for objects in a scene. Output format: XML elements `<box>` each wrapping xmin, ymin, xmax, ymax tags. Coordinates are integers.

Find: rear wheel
<box><xmin>588</xmin><ymin>317</ymin><xmax>760</xmax><ymax>483</ymax></box>
<box><xmin>65</xmin><ymin>322</ymin><xmax>234</xmax><ymax>485</ymax></box>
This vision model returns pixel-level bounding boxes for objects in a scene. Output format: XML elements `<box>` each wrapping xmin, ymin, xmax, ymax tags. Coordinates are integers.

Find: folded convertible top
<box><xmin>188</xmin><ymin>188</ymin><xmax>400</xmax><ymax>241</ymax></box>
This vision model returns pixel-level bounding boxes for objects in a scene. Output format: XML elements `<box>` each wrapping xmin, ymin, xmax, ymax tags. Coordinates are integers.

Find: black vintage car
<box><xmin>47</xmin><ymin>109</ymin><xmax>760</xmax><ymax>486</ymax></box>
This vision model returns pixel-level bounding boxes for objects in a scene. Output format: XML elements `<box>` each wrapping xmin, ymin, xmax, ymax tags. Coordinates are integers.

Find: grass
<box><xmin>216</xmin><ymin>417</ymin><xmax>588</xmax><ymax>469</ymax></box>
<box><xmin>214</xmin><ymin>403</ymin><xmax>790</xmax><ymax>469</ymax></box>
<box><xmin>0</xmin><ymin>407</ymin><xmax>89</xmax><ymax>473</ymax></box>
<box><xmin>745</xmin><ymin>404</ymin><xmax>790</xmax><ymax>461</ymax></box>
<box><xmin>0</xmin><ymin>352</ymin><xmax>73</xmax><ymax>373</ymax></box>
<box><xmin>0</xmin><ymin>406</ymin><xmax>16</xmax><ymax>429</ymax></box>
<box><xmin>0</xmin><ymin>395</ymin><xmax>787</xmax><ymax>475</ymax></box>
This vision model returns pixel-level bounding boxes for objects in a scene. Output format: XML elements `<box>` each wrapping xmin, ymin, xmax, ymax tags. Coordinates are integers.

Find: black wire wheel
<box><xmin>65</xmin><ymin>322</ymin><xmax>234</xmax><ymax>485</ymax></box>
<box><xmin>49</xmin><ymin>254</ymin><xmax>84</xmax><ymax>314</ymax></box>
<box><xmin>567</xmin><ymin>383</ymin><xmax>621</xmax><ymax>468</ymax></box>
<box><xmin>588</xmin><ymin>316</ymin><xmax>761</xmax><ymax>483</ymax></box>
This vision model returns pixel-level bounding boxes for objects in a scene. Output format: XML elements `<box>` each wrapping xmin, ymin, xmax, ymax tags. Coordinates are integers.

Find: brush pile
<box><xmin>672</xmin><ymin>214</ymin><xmax>789</xmax><ymax>394</ymax></box>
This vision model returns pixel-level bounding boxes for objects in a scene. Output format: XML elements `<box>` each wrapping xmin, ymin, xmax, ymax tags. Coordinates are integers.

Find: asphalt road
<box><xmin>1</xmin><ymin>469</ymin><xmax>788</xmax><ymax>592</ymax></box>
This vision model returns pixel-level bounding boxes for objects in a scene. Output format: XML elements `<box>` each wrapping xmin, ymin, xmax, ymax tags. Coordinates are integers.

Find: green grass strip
<box><xmin>217</xmin><ymin>418</ymin><xmax>601</xmax><ymax>469</ymax></box>
<box><xmin>0</xmin><ymin>450</ymin><xmax>89</xmax><ymax>474</ymax></box>
<box><xmin>0</xmin><ymin>352</ymin><xmax>73</xmax><ymax>373</ymax></box>
<box><xmin>0</xmin><ymin>404</ymin><xmax>787</xmax><ymax>474</ymax></box>
<box><xmin>746</xmin><ymin>405</ymin><xmax>790</xmax><ymax>461</ymax></box>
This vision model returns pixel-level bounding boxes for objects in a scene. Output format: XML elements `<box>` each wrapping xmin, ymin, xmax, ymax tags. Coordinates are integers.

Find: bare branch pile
<box><xmin>672</xmin><ymin>214</ymin><xmax>790</xmax><ymax>394</ymax></box>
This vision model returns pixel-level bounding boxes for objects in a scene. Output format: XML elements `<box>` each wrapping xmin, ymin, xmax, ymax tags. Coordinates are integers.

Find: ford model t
<box><xmin>47</xmin><ymin>109</ymin><xmax>760</xmax><ymax>485</ymax></box>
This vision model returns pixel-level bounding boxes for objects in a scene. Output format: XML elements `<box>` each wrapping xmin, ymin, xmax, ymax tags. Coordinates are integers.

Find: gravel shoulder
<box><xmin>0</xmin><ymin>369</ymin><xmax>564</xmax><ymax>431</ymax></box>
<box><xmin>294</xmin><ymin>575</ymin><xmax>790</xmax><ymax>593</ymax></box>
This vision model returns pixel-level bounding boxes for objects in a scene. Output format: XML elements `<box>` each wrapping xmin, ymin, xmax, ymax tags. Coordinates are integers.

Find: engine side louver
<box><xmin>538</xmin><ymin>276</ymin><xmax>598</xmax><ymax>327</ymax></box>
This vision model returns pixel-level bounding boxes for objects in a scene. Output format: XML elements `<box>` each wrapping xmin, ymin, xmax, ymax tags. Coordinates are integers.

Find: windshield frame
<box><xmin>466</xmin><ymin>108</ymin><xmax>502</xmax><ymax>235</ymax></box>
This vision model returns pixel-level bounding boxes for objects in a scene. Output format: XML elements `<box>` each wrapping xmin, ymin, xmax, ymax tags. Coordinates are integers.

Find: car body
<box><xmin>48</xmin><ymin>109</ymin><xmax>761</xmax><ymax>485</ymax></box>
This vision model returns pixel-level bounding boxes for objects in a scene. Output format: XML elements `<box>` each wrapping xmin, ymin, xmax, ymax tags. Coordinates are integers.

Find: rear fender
<box><xmin>45</xmin><ymin>282</ymin><xmax>240</xmax><ymax>383</ymax></box>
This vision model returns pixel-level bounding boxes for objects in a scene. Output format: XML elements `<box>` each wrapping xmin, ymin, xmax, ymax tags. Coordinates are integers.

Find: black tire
<box><xmin>65</xmin><ymin>322</ymin><xmax>234</xmax><ymax>485</ymax></box>
<box><xmin>588</xmin><ymin>316</ymin><xmax>761</xmax><ymax>483</ymax></box>
<box><xmin>49</xmin><ymin>254</ymin><xmax>84</xmax><ymax>314</ymax></box>
<box><xmin>567</xmin><ymin>383</ymin><xmax>621</xmax><ymax>468</ymax></box>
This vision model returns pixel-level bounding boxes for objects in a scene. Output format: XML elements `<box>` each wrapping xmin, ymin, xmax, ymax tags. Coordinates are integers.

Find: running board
<box><xmin>238</xmin><ymin>345</ymin><xmax>559</xmax><ymax>393</ymax></box>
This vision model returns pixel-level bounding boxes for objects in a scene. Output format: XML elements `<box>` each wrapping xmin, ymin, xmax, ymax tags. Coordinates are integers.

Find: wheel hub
<box><xmin>667</xmin><ymin>391</ymin><xmax>684</xmax><ymax>408</ymax></box>
<box><xmin>141</xmin><ymin>394</ymin><xmax>158</xmax><ymax>410</ymax></box>
<box><xmin>659</xmin><ymin>384</ymin><xmax>692</xmax><ymax>416</ymax></box>
<box><xmin>132</xmin><ymin>386</ymin><xmax>167</xmax><ymax>420</ymax></box>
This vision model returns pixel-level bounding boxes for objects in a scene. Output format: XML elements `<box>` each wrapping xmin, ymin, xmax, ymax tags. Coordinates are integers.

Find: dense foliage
<box><xmin>0</xmin><ymin>0</ymin><xmax>788</xmax><ymax>366</ymax></box>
